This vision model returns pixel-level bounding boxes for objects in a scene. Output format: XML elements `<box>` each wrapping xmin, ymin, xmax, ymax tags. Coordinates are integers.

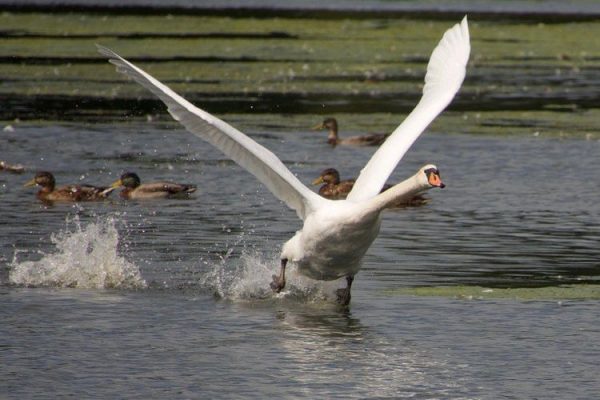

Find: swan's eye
<box><xmin>424</xmin><ymin>167</ymin><xmax>439</xmax><ymax>177</ymax></box>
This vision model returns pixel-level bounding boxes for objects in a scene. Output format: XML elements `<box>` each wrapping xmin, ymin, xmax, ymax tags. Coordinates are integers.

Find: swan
<box><xmin>97</xmin><ymin>16</ymin><xmax>469</xmax><ymax>305</ymax></box>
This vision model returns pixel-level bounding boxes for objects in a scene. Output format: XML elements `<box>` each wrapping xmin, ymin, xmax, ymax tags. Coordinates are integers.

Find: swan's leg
<box><xmin>336</xmin><ymin>275</ymin><xmax>354</xmax><ymax>306</ymax></box>
<box><xmin>270</xmin><ymin>258</ymin><xmax>287</xmax><ymax>293</ymax></box>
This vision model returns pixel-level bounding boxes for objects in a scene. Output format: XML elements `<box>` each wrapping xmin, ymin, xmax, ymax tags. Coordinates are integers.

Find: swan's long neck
<box><xmin>363</xmin><ymin>173</ymin><xmax>426</xmax><ymax>214</ymax></box>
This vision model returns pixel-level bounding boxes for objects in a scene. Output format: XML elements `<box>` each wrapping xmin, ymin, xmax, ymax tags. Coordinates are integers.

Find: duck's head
<box><xmin>419</xmin><ymin>164</ymin><xmax>445</xmax><ymax>189</ymax></box>
<box><xmin>111</xmin><ymin>172</ymin><xmax>141</xmax><ymax>189</ymax></box>
<box><xmin>312</xmin><ymin>117</ymin><xmax>338</xmax><ymax>132</ymax></box>
<box><xmin>24</xmin><ymin>171</ymin><xmax>55</xmax><ymax>189</ymax></box>
<box><xmin>312</xmin><ymin>168</ymin><xmax>341</xmax><ymax>185</ymax></box>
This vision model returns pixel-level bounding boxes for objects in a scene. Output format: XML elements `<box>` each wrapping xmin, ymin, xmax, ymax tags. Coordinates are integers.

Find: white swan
<box><xmin>98</xmin><ymin>16</ymin><xmax>470</xmax><ymax>305</ymax></box>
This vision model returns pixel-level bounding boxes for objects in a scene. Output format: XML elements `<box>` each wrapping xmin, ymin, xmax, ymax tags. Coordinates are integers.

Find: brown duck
<box><xmin>312</xmin><ymin>167</ymin><xmax>431</xmax><ymax>207</ymax></box>
<box><xmin>312</xmin><ymin>168</ymin><xmax>355</xmax><ymax>199</ymax></box>
<box><xmin>24</xmin><ymin>171</ymin><xmax>114</xmax><ymax>203</ymax></box>
<box><xmin>0</xmin><ymin>160</ymin><xmax>25</xmax><ymax>174</ymax></box>
<box><xmin>110</xmin><ymin>172</ymin><xmax>196</xmax><ymax>200</ymax></box>
<box><xmin>312</xmin><ymin>118</ymin><xmax>389</xmax><ymax>146</ymax></box>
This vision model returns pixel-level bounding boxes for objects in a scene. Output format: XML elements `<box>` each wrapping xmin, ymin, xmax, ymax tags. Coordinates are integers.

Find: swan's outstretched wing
<box><xmin>98</xmin><ymin>45</ymin><xmax>324</xmax><ymax>220</ymax></box>
<box><xmin>347</xmin><ymin>16</ymin><xmax>470</xmax><ymax>202</ymax></box>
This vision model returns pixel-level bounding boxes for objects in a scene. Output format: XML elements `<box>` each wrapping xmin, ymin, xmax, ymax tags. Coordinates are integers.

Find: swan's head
<box><xmin>110</xmin><ymin>172</ymin><xmax>141</xmax><ymax>189</ymax></box>
<box><xmin>419</xmin><ymin>164</ymin><xmax>445</xmax><ymax>189</ymax></box>
<box><xmin>312</xmin><ymin>168</ymin><xmax>341</xmax><ymax>185</ymax></box>
<box><xmin>24</xmin><ymin>171</ymin><xmax>56</xmax><ymax>189</ymax></box>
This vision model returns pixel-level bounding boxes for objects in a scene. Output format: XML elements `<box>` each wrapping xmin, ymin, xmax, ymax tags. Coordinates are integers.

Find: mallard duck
<box><xmin>98</xmin><ymin>16</ymin><xmax>468</xmax><ymax>305</ymax></box>
<box><xmin>312</xmin><ymin>168</ymin><xmax>355</xmax><ymax>199</ymax></box>
<box><xmin>0</xmin><ymin>160</ymin><xmax>25</xmax><ymax>174</ymax></box>
<box><xmin>24</xmin><ymin>171</ymin><xmax>114</xmax><ymax>203</ymax></box>
<box><xmin>312</xmin><ymin>117</ymin><xmax>389</xmax><ymax>146</ymax></box>
<box><xmin>313</xmin><ymin>167</ymin><xmax>433</xmax><ymax>206</ymax></box>
<box><xmin>110</xmin><ymin>172</ymin><xmax>196</xmax><ymax>200</ymax></box>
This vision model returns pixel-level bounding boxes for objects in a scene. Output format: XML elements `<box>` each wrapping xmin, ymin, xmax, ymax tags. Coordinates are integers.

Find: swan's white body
<box><xmin>98</xmin><ymin>17</ymin><xmax>470</xmax><ymax>291</ymax></box>
<box><xmin>283</xmin><ymin>169</ymin><xmax>436</xmax><ymax>280</ymax></box>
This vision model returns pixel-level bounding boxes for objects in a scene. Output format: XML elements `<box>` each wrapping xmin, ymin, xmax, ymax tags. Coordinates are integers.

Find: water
<box><xmin>1</xmin><ymin>123</ymin><xmax>599</xmax><ymax>399</ymax></box>
<box><xmin>2</xmin><ymin>5</ymin><xmax>600</xmax><ymax>399</ymax></box>
<box><xmin>8</xmin><ymin>215</ymin><xmax>145</xmax><ymax>289</ymax></box>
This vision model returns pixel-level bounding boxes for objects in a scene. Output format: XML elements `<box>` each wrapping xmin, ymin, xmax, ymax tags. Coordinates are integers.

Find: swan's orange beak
<box><xmin>428</xmin><ymin>172</ymin><xmax>445</xmax><ymax>188</ymax></box>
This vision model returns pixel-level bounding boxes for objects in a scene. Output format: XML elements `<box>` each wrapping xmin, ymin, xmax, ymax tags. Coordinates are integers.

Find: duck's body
<box><xmin>24</xmin><ymin>171</ymin><xmax>114</xmax><ymax>203</ymax></box>
<box><xmin>99</xmin><ymin>16</ymin><xmax>470</xmax><ymax>305</ymax></box>
<box><xmin>391</xmin><ymin>193</ymin><xmax>430</xmax><ymax>207</ymax></box>
<box><xmin>317</xmin><ymin>180</ymin><xmax>355</xmax><ymax>199</ymax></box>
<box><xmin>110</xmin><ymin>172</ymin><xmax>196</xmax><ymax>200</ymax></box>
<box><xmin>312</xmin><ymin>168</ymin><xmax>355</xmax><ymax>199</ymax></box>
<box><xmin>313</xmin><ymin>118</ymin><xmax>388</xmax><ymax>146</ymax></box>
<box><xmin>0</xmin><ymin>161</ymin><xmax>25</xmax><ymax>174</ymax></box>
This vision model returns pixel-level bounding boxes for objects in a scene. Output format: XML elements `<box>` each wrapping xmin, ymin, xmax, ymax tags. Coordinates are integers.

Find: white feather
<box><xmin>347</xmin><ymin>16</ymin><xmax>470</xmax><ymax>202</ymax></box>
<box><xmin>97</xmin><ymin>44</ymin><xmax>323</xmax><ymax>220</ymax></box>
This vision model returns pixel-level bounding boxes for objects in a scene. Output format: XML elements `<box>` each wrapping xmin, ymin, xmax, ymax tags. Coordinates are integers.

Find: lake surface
<box><xmin>1</xmin><ymin>4</ymin><xmax>600</xmax><ymax>399</ymax></box>
<box><xmin>1</xmin><ymin>124</ymin><xmax>599</xmax><ymax>399</ymax></box>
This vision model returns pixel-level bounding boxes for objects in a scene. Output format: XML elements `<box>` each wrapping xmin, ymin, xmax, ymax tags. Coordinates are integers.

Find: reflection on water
<box><xmin>276</xmin><ymin>310</ymin><xmax>411</xmax><ymax>398</ymax></box>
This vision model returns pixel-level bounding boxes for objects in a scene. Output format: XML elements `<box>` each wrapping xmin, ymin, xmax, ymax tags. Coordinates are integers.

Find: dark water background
<box><xmin>1</xmin><ymin>2</ymin><xmax>600</xmax><ymax>399</ymax></box>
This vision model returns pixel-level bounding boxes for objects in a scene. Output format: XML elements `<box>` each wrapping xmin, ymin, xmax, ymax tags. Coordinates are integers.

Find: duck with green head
<box><xmin>24</xmin><ymin>171</ymin><xmax>114</xmax><ymax>203</ymax></box>
<box><xmin>110</xmin><ymin>172</ymin><xmax>196</xmax><ymax>200</ymax></box>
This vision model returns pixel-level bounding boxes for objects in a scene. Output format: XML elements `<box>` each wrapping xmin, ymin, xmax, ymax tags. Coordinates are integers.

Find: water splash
<box><xmin>200</xmin><ymin>248</ymin><xmax>342</xmax><ymax>303</ymax></box>
<box><xmin>9</xmin><ymin>215</ymin><xmax>146</xmax><ymax>289</ymax></box>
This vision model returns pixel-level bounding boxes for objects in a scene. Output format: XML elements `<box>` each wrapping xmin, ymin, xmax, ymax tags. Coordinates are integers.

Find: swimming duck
<box><xmin>312</xmin><ymin>117</ymin><xmax>389</xmax><ymax>146</ymax></box>
<box><xmin>24</xmin><ymin>171</ymin><xmax>114</xmax><ymax>203</ymax></box>
<box><xmin>110</xmin><ymin>172</ymin><xmax>197</xmax><ymax>200</ymax></box>
<box><xmin>98</xmin><ymin>16</ymin><xmax>469</xmax><ymax>305</ymax></box>
<box><xmin>313</xmin><ymin>167</ymin><xmax>433</xmax><ymax>206</ymax></box>
<box><xmin>312</xmin><ymin>168</ymin><xmax>355</xmax><ymax>199</ymax></box>
<box><xmin>0</xmin><ymin>160</ymin><xmax>25</xmax><ymax>174</ymax></box>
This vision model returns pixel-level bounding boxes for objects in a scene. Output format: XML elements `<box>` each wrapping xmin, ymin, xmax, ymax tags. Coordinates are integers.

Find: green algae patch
<box><xmin>3</xmin><ymin>10</ymin><xmax>600</xmax><ymax>134</ymax></box>
<box><xmin>384</xmin><ymin>284</ymin><xmax>600</xmax><ymax>301</ymax></box>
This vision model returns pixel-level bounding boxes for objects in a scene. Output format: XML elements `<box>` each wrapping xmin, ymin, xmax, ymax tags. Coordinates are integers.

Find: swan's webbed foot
<box><xmin>270</xmin><ymin>274</ymin><xmax>285</xmax><ymax>293</ymax></box>
<box><xmin>270</xmin><ymin>258</ymin><xmax>287</xmax><ymax>293</ymax></box>
<box><xmin>336</xmin><ymin>275</ymin><xmax>354</xmax><ymax>306</ymax></box>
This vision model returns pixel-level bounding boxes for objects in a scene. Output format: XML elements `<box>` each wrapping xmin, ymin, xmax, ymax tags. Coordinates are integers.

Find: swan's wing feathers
<box><xmin>347</xmin><ymin>17</ymin><xmax>470</xmax><ymax>202</ymax></box>
<box><xmin>423</xmin><ymin>16</ymin><xmax>470</xmax><ymax>99</ymax></box>
<box><xmin>97</xmin><ymin>45</ymin><xmax>323</xmax><ymax>219</ymax></box>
